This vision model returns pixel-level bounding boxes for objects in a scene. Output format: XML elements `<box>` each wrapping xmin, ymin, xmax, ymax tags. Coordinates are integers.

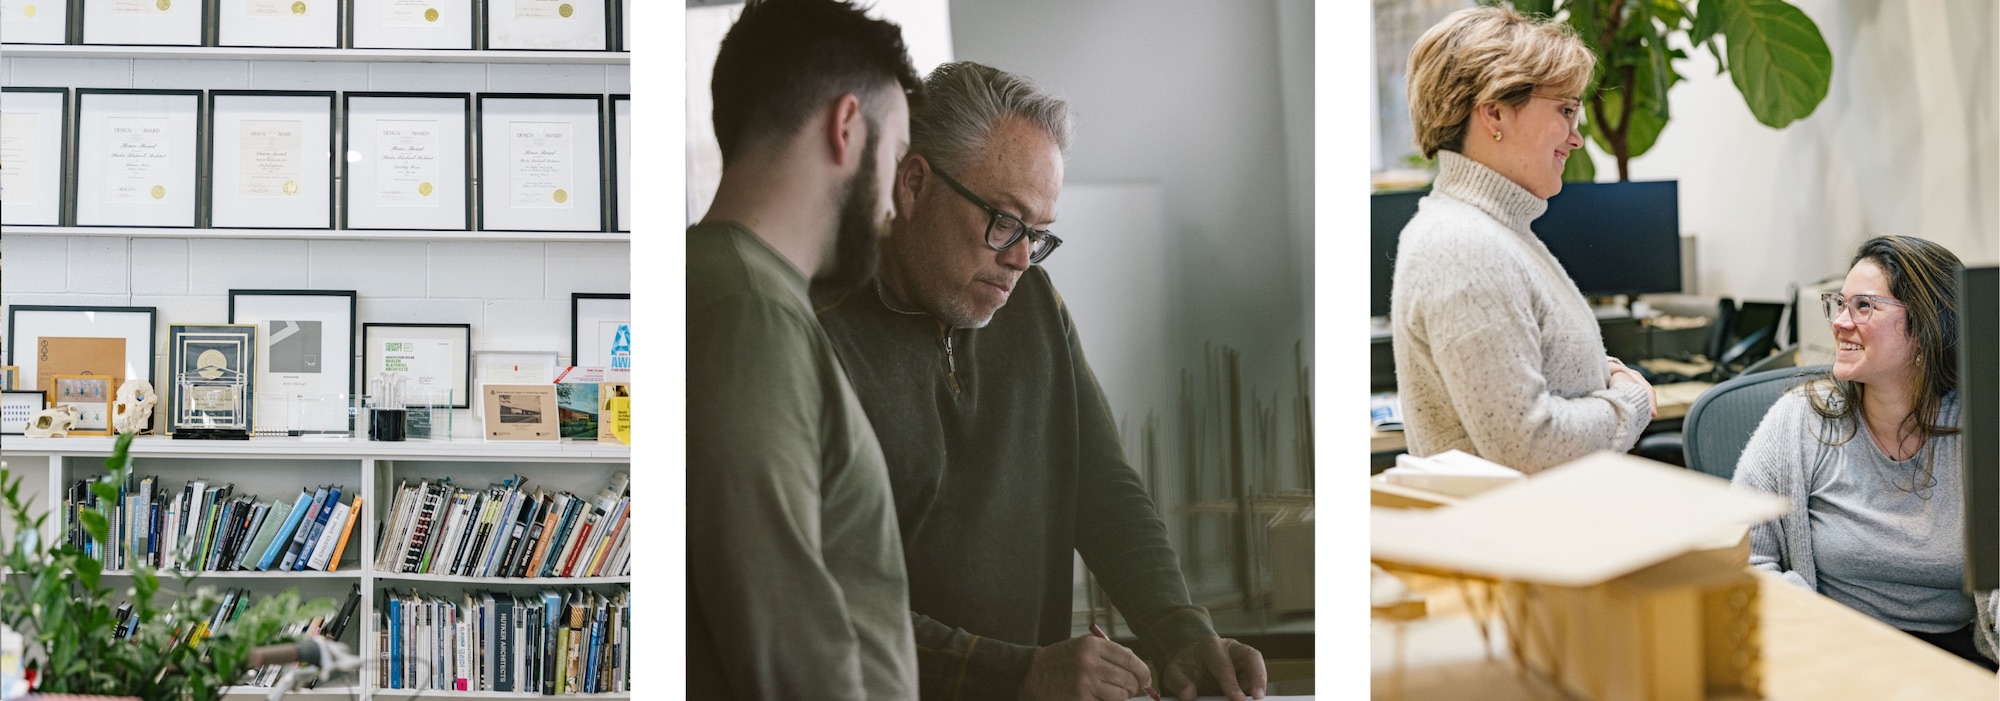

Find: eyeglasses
<box><xmin>1531</xmin><ymin>93</ymin><xmax>1584</xmax><ymax>130</ymax></box>
<box><xmin>1821</xmin><ymin>292</ymin><xmax>1906</xmax><ymax>324</ymax></box>
<box><xmin>928</xmin><ymin>164</ymin><xmax>1063</xmax><ymax>264</ymax></box>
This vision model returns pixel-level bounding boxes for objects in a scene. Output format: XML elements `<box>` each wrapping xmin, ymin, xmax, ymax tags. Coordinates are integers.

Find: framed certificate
<box><xmin>477</xmin><ymin>94</ymin><xmax>606</xmax><ymax>232</ymax></box>
<box><xmin>1</xmin><ymin>88</ymin><xmax>71</xmax><ymax>227</ymax></box>
<box><xmin>50</xmin><ymin>374</ymin><xmax>117</xmax><ymax>436</ymax></box>
<box><xmin>349</xmin><ymin>0</ymin><xmax>472</xmax><ymax>49</ymax></box>
<box><xmin>228</xmin><ymin>289</ymin><xmax>357</xmax><ymax>435</ymax></box>
<box><xmin>81</xmin><ymin>0</ymin><xmax>205</xmax><ymax>46</ymax></box>
<box><xmin>0</xmin><ymin>0</ymin><xmax>70</xmax><ymax>44</ymax></box>
<box><xmin>73</xmin><ymin>89</ymin><xmax>202</xmax><ymax>228</ymax></box>
<box><xmin>342</xmin><ymin>93</ymin><xmax>472</xmax><ymax>231</ymax></box>
<box><xmin>570</xmin><ymin>293</ymin><xmax>629</xmax><ymax>369</ymax></box>
<box><xmin>6</xmin><ymin>305</ymin><xmax>157</xmax><ymax>392</ymax></box>
<box><xmin>470</xmin><ymin>349</ymin><xmax>558</xmax><ymax>419</ymax></box>
<box><xmin>208</xmin><ymin>91</ymin><xmax>335</xmax><ymax>229</ymax></box>
<box><xmin>362</xmin><ymin>323</ymin><xmax>471</xmax><ymax>409</ymax></box>
<box><xmin>484</xmin><ymin>0</ymin><xmax>607</xmax><ymax>51</ymax></box>
<box><xmin>167</xmin><ymin>324</ymin><xmax>257</xmax><ymax>439</ymax></box>
<box><xmin>610</xmin><ymin>94</ymin><xmax>630</xmax><ymax>233</ymax></box>
<box><xmin>1</xmin><ymin>390</ymin><xmax>47</xmax><ymax>436</ymax></box>
<box><xmin>218</xmin><ymin>0</ymin><xmax>339</xmax><ymax>48</ymax></box>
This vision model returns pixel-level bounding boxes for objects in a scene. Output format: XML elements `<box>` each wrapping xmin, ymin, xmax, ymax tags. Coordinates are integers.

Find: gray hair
<box><xmin>911</xmin><ymin>61</ymin><xmax>1073</xmax><ymax>174</ymax></box>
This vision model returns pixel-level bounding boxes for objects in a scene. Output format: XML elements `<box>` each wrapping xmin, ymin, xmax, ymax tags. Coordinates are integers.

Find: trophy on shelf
<box><xmin>168</xmin><ymin>324</ymin><xmax>256</xmax><ymax>440</ymax></box>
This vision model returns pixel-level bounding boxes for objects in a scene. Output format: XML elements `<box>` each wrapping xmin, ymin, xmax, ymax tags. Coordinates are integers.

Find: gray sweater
<box><xmin>1733</xmin><ymin>385</ymin><xmax>1997</xmax><ymax>659</ymax></box>
<box><xmin>1389</xmin><ymin>150</ymin><xmax>1651</xmax><ymax>472</ymax></box>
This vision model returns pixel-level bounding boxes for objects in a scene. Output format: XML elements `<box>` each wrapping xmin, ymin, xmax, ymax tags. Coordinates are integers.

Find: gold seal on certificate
<box><xmin>510</xmin><ymin>121</ymin><xmax>575</xmax><ymax>209</ymax></box>
<box><xmin>151</xmin><ymin>185</ymin><xmax>166</xmax><ymax>199</ymax></box>
<box><xmin>553</xmin><ymin>189</ymin><xmax>568</xmax><ymax>204</ymax></box>
<box><xmin>157</xmin><ymin>0</ymin><xmax>170</xmax><ymax>10</ymax></box>
<box><xmin>283</xmin><ymin>180</ymin><xmax>299</xmax><ymax>195</ymax></box>
<box><xmin>22</xmin><ymin>4</ymin><xmax>35</xmax><ymax>17</ymax></box>
<box><xmin>239</xmin><ymin>120</ymin><xmax>304</xmax><ymax>198</ymax></box>
<box><xmin>107</xmin><ymin>117</ymin><xmax>172</xmax><ymax>204</ymax></box>
<box><xmin>418</xmin><ymin>182</ymin><xmax>434</xmax><ymax>196</ymax></box>
<box><xmin>376</xmin><ymin>120</ymin><xmax>441</xmax><ymax>208</ymax></box>
<box><xmin>292</xmin><ymin>1</ymin><xmax>306</xmax><ymax>14</ymax></box>
<box><xmin>425</xmin><ymin>7</ymin><xmax>438</xmax><ymax>21</ymax></box>
<box><xmin>558</xmin><ymin>3</ymin><xmax>573</xmax><ymax>17</ymax></box>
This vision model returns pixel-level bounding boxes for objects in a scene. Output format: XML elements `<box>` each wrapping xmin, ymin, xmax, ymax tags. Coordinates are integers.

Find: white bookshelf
<box><xmin>1</xmin><ymin>438</ymin><xmax>632</xmax><ymax>698</ymax></box>
<box><xmin>0</xmin><ymin>44</ymin><xmax>628</xmax><ymax>64</ymax></box>
<box><xmin>2</xmin><ymin>226</ymin><xmax>632</xmax><ymax>244</ymax></box>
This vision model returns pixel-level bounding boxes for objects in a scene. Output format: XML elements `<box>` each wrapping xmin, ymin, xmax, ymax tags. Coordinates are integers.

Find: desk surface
<box><xmin>1370</xmin><ymin>381</ymin><xmax>1714</xmax><ymax>455</ymax></box>
<box><xmin>1371</xmin><ymin>569</ymin><xmax>1994</xmax><ymax>700</ymax></box>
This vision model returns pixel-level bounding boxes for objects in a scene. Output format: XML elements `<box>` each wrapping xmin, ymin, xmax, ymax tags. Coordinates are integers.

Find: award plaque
<box><xmin>218</xmin><ymin>0</ymin><xmax>339</xmax><ymax>48</ymax></box>
<box><xmin>484</xmin><ymin>0</ymin><xmax>607</xmax><ymax>51</ymax></box>
<box><xmin>0</xmin><ymin>87</ymin><xmax>70</xmax><ymax>227</ymax></box>
<box><xmin>168</xmin><ymin>324</ymin><xmax>257</xmax><ymax>440</ymax></box>
<box><xmin>73</xmin><ymin>90</ymin><xmax>203</xmax><ymax>228</ymax></box>
<box><xmin>208</xmin><ymin>91</ymin><xmax>337</xmax><ymax>229</ymax></box>
<box><xmin>81</xmin><ymin>0</ymin><xmax>204</xmax><ymax>46</ymax></box>
<box><xmin>342</xmin><ymin>93</ymin><xmax>472</xmax><ymax>231</ymax></box>
<box><xmin>349</xmin><ymin>0</ymin><xmax>474</xmax><ymax>50</ymax></box>
<box><xmin>477</xmin><ymin>94</ymin><xmax>606</xmax><ymax>232</ymax></box>
<box><xmin>0</xmin><ymin>0</ymin><xmax>70</xmax><ymax>44</ymax></box>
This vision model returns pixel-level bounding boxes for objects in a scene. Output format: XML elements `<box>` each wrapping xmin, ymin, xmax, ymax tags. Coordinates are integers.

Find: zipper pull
<box><xmin>940</xmin><ymin>326</ymin><xmax>961</xmax><ymax>394</ymax></box>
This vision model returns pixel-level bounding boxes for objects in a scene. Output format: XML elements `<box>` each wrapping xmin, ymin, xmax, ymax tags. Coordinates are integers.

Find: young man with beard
<box><xmin>815</xmin><ymin>62</ymin><xmax>1268</xmax><ymax>701</ymax></box>
<box><xmin>685</xmin><ymin>0</ymin><xmax>921</xmax><ymax>698</ymax></box>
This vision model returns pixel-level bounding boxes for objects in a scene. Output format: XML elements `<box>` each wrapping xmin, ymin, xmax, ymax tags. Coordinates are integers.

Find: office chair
<box><xmin>1740</xmin><ymin>345</ymin><xmax>1800</xmax><ymax>375</ymax></box>
<box><xmin>1682</xmin><ymin>364</ymin><xmax>1831</xmax><ymax>479</ymax></box>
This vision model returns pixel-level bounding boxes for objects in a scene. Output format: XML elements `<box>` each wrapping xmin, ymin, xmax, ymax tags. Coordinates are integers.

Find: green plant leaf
<box><xmin>1719</xmin><ymin>0</ymin><xmax>1832</xmax><ymax>128</ymax></box>
<box><xmin>1562</xmin><ymin>145</ymin><xmax>1598</xmax><ymax>182</ymax></box>
<box><xmin>72</xmin><ymin>555</ymin><xmax>100</xmax><ymax>590</ymax></box>
<box><xmin>1514</xmin><ymin>0</ymin><xmax>1557</xmax><ymax>19</ymax></box>
<box><xmin>1689</xmin><ymin>0</ymin><xmax>1724</xmax><ymax>46</ymax></box>
<box><xmin>77</xmin><ymin>508</ymin><xmax>108</xmax><ymax>548</ymax></box>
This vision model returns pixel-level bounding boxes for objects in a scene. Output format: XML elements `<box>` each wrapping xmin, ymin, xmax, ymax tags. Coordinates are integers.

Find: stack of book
<box><xmin>375</xmin><ymin>472</ymin><xmax>631</xmax><ymax>579</ymax></box>
<box><xmin>65</xmin><ymin>476</ymin><xmax>364</xmax><ymax>573</ymax></box>
<box><xmin>377</xmin><ymin>587</ymin><xmax>630</xmax><ymax>694</ymax></box>
<box><xmin>240</xmin><ymin>583</ymin><xmax>365</xmax><ymax>688</ymax></box>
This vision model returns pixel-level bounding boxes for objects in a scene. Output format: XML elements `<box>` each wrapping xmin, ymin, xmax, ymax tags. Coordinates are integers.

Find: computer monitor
<box><xmin>1370</xmin><ymin>180</ymin><xmax>1682</xmax><ymax>319</ymax></box>
<box><xmin>1960</xmin><ymin>265</ymin><xmax>1997</xmax><ymax>592</ymax></box>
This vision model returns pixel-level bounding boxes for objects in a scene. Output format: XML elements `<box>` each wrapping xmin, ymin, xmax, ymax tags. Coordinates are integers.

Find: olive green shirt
<box><xmin>686</xmin><ymin>222</ymin><xmax>917</xmax><ymax>700</ymax></box>
<box><xmin>817</xmin><ymin>266</ymin><xmax>1216</xmax><ymax>701</ymax></box>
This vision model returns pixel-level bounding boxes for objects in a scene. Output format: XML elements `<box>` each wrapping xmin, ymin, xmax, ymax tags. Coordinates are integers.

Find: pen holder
<box><xmin>369</xmin><ymin>408</ymin><xmax>407</xmax><ymax>442</ymax></box>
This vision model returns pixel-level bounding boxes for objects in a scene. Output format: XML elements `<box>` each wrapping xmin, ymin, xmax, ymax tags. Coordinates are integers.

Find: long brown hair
<box><xmin>1806</xmin><ymin>235</ymin><xmax>1962</xmax><ymax>488</ymax></box>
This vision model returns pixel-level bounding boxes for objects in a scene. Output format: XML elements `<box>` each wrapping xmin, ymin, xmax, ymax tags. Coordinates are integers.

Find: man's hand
<box><xmin>1018</xmin><ymin>634</ymin><xmax>1153</xmax><ymax>701</ymax></box>
<box><xmin>1161</xmin><ymin>637</ymin><xmax>1267</xmax><ymax>701</ymax></box>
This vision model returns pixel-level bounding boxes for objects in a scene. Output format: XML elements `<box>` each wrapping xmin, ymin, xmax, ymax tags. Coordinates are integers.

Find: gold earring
<box><xmin>1493</xmin><ymin>131</ymin><xmax>1503</xmax><ymax>142</ymax></box>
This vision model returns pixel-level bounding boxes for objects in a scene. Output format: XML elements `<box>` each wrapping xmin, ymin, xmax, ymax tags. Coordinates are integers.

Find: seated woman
<box><xmin>1734</xmin><ymin>235</ymin><xmax>1997</xmax><ymax>669</ymax></box>
<box><xmin>1392</xmin><ymin>5</ymin><xmax>1655</xmax><ymax>472</ymax></box>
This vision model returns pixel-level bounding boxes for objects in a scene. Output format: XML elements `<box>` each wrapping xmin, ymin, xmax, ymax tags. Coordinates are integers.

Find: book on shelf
<box><xmin>376</xmin><ymin>586</ymin><xmax>629</xmax><ymax>694</ymax></box>
<box><xmin>378</xmin><ymin>472</ymin><xmax>630</xmax><ymax>579</ymax></box>
<box><xmin>63</xmin><ymin>477</ymin><xmax>354</xmax><ymax>573</ymax></box>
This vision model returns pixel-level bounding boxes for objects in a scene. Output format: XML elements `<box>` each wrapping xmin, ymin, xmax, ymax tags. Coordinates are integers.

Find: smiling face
<box><xmin>1831</xmin><ymin>260</ymin><xmax>1920</xmax><ymax>390</ymax></box>
<box><xmin>885</xmin><ymin>115</ymin><xmax>1064</xmax><ymax>328</ymax></box>
<box><xmin>1479</xmin><ymin>91</ymin><xmax>1583</xmax><ymax>199</ymax></box>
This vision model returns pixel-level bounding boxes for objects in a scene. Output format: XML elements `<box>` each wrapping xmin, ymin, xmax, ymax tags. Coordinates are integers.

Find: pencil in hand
<box><xmin>1090</xmin><ymin>623</ymin><xmax>1160</xmax><ymax>701</ymax></box>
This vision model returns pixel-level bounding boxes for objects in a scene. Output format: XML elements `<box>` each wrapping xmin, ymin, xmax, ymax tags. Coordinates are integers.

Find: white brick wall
<box><xmin>1</xmin><ymin>57</ymin><xmax>629</xmax><ymax>95</ymax></box>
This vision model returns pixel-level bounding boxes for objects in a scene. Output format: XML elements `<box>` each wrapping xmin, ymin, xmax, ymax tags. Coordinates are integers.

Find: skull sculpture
<box><xmin>112</xmin><ymin>379</ymin><xmax>158</xmax><ymax>435</ymax></box>
<box><xmin>24</xmin><ymin>405</ymin><xmax>80</xmax><ymax>438</ymax></box>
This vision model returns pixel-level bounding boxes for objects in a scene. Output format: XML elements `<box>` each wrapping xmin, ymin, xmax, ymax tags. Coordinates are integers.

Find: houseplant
<box><xmin>1491</xmin><ymin>0</ymin><xmax>1835</xmax><ymax>181</ymax></box>
<box><xmin>0</xmin><ymin>432</ymin><xmax>335</xmax><ymax>701</ymax></box>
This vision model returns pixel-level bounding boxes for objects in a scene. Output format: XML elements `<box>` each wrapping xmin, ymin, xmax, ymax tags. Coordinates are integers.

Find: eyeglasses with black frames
<box><xmin>929</xmin><ymin>164</ymin><xmax>1063</xmax><ymax>264</ymax></box>
<box><xmin>1821</xmin><ymin>292</ymin><xmax>1906</xmax><ymax>324</ymax></box>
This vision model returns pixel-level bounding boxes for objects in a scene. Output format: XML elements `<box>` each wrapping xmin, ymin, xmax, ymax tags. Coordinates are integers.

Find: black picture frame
<box><xmin>227</xmin><ymin>289</ymin><xmax>359</xmax><ymax>435</ymax></box>
<box><xmin>345</xmin><ymin>0</ymin><xmax>476</xmax><ymax>50</ymax></box>
<box><xmin>361</xmin><ymin>322</ymin><xmax>473</xmax><ymax>409</ymax></box>
<box><xmin>479</xmin><ymin>0</ymin><xmax>613</xmax><ymax>51</ymax></box>
<box><xmin>5</xmin><ymin>304</ymin><xmax>159</xmax><ymax>391</ymax></box>
<box><xmin>608</xmin><ymin>93</ymin><xmax>629</xmax><ymax>233</ymax></box>
<box><xmin>570</xmin><ymin>292</ymin><xmax>630</xmax><ymax>368</ymax></box>
<box><xmin>166</xmin><ymin>323</ymin><xmax>258</xmax><ymax>438</ymax></box>
<box><xmin>205</xmin><ymin>89</ymin><xmax>338</xmax><ymax>230</ymax></box>
<box><xmin>0</xmin><ymin>87</ymin><xmax>72</xmax><ymax>227</ymax></box>
<box><xmin>340</xmin><ymin>91</ymin><xmax>476</xmax><ymax>231</ymax></box>
<box><xmin>78</xmin><ymin>0</ymin><xmax>209</xmax><ymax>47</ymax></box>
<box><xmin>1</xmin><ymin>390</ymin><xmax>50</xmax><ymax>436</ymax></box>
<box><xmin>474</xmin><ymin>92</ymin><xmax>608</xmax><ymax>232</ymax></box>
<box><xmin>70</xmin><ymin>88</ymin><xmax>207</xmax><ymax>229</ymax></box>
<box><xmin>213</xmin><ymin>0</ymin><xmax>342</xmax><ymax>49</ymax></box>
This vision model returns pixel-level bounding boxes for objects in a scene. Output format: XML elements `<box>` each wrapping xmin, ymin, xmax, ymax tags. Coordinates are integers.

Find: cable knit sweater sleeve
<box><xmin>1730</xmin><ymin>389</ymin><xmax>1817</xmax><ymax>590</ymax></box>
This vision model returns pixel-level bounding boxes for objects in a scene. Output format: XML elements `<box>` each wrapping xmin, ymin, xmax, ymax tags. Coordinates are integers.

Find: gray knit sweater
<box><xmin>1732</xmin><ymin>384</ymin><xmax>1998</xmax><ymax>661</ymax></box>
<box><xmin>1389</xmin><ymin>151</ymin><xmax>1652</xmax><ymax>472</ymax></box>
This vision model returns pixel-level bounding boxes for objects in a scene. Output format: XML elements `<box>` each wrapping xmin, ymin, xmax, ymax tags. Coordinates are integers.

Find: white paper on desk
<box><xmin>1379</xmin><ymin>449</ymin><xmax>1524</xmax><ymax>498</ymax></box>
<box><xmin>1371</xmin><ymin>451</ymin><xmax>1784</xmax><ymax>587</ymax></box>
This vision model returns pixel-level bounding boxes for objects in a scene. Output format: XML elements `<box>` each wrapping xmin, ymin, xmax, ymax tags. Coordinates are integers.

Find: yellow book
<box><xmin>325</xmin><ymin>496</ymin><xmax>363</xmax><ymax>572</ymax></box>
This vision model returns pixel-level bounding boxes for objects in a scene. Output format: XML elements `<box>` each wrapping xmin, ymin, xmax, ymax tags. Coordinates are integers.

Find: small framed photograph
<box><xmin>0</xmin><ymin>87</ymin><xmax>70</xmax><ymax>227</ymax></box>
<box><xmin>571</xmin><ymin>293</ymin><xmax>630</xmax><ymax>369</ymax></box>
<box><xmin>73</xmin><ymin>89</ymin><xmax>203</xmax><ymax>228</ymax></box>
<box><xmin>0</xmin><ymin>0</ymin><xmax>68</xmax><ymax>46</ymax></box>
<box><xmin>342</xmin><ymin>93</ymin><xmax>472</xmax><ymax>231</ymax></box>
<box><xmin>482</xmin><ymin>384</ymin><xmax>559</xmax><ymax>441</ymax></box>
<box><xmin>484</xmin><ymin>0</ymin><xmax>607</xmax><ymax>51</ymax></box>
<box><xmin>209</xmin><ymin>91</ymin><xmax>336</xmax><ymax>229</ymax></box>
<box><xmin>218</xmin><ymin>0</ymin><xmax>339</xmax><ymax>48</ymax></box>
<box><xmin>228</xmin><ymin>289</ymin><xmax>357</xmax><ymax>435</ymax></box>
<box><xmin>478</xmin><ymin>94</ymin><xmax>605</xmax><ymax>232</ymax></box>
<box><xmin>1</xmin><ymin>390</ymin><xmax>47</xmax><ymax>436</ymax></box>
<box><xmin>362</xmin><ymin>323</ymin><xmax>471</xmax><ymax>409</ymax></box>
<box><xmin>81</xmin><ymin>0</ymin><xmax>205</xmax><ymax>46</ymax></box>
<box><xmin>610</xmin><ymin>94</ymin><xmax>630</xmax><ymax>233</ymax></box>
<box><xmin>49</xmin><ymin>375</ymin><xmax>116</xmax><ymax>436</ymax></box>
<box><xmin>349</xmin><ymin>0</ymin><xmax>473</xmax><ymax>50</ymax></box>
<box><xmin>471</xmin><ymin>350</ymin><xmax>558</xmax><ymax>419</ymax></box>
<box><xmin>6</xmin><ymin>305</ymin><xmax>157</xmax><ymax>392</ymax></box>
<box><xmin>167</xmin><ymin>324</ymin><xmax>257</xmax><ymax>439</ymax></box>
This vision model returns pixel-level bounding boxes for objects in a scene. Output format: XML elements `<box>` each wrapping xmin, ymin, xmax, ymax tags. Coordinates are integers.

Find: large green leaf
<box><xmin>1719</xmin><ymin>0</ymin><xmax>1832</xmax><ymax>128</ymax></box>
<box><xmin>1689</xmin><ymin>0</ymin><xmax>1724</xmax><ymax>46</ymax></box>
<box><xmin>1562</xmin><ymin>144</ymin><xmax>1598</xmax><ymax>182</ymax></box>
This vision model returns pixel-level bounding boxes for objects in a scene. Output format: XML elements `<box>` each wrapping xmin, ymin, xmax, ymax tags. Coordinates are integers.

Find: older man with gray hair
<box><xmin>816</xmin><ymin>61</ymin><xmax>1267</xmax><ymax>701</ymax></box>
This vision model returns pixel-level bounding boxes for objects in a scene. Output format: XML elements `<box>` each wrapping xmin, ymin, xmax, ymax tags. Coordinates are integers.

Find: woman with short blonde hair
<box><xmin>1390</xmin><ymin>5</ymin><xmax>1655</xmax><ymax>472</ymax></box>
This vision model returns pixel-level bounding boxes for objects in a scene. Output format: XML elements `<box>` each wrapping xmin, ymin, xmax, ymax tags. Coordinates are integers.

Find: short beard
<box><xmin>813</xmin><ymin>129</ymin><xmax>884</xmax><ymax>293</ymax></box>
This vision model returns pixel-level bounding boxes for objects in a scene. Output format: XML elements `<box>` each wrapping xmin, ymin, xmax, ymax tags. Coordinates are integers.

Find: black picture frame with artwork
<box><xmin>570</xmin><ymin>292</ymin><xmax>630</xmax><ymax>369</ymax></box>
<box><xmin>361</xmin><ymin>322</ymin><xmax>473</xmax><ymax>409</ymax></box>
<box><xmin>227</xmin><ymin>289</ymin><xmax>358</xmax><ymax>435</ymax></box>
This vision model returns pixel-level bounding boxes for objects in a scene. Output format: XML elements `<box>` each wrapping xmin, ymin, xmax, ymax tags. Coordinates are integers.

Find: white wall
<box><xmin>0</xmin><ymin>57</ymin><xmax>634</xmax><ymax>436</ymax></box>
<box><xmin>950</xmin><ymin>0</ymin><xmax>1314</xmax><ymax>466</ymax></box>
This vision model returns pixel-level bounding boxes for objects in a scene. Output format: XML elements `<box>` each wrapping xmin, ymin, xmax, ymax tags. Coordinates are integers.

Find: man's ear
<box><xmin>894</xmin><ymin>153</ymin><xmax>926</xmax><ymax>217</ymax></box>
<box><xmin>823</xmin><ymin>93</ymin><xmax>866</xmax><ymax>169</ymax></box>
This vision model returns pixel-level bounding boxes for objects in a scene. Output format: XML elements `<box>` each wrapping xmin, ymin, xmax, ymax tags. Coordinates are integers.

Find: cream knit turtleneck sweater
<box><xmin>1389</xmin><ymin>150</ymin><xmax>1652</xmax><ymax>472</ymax></box>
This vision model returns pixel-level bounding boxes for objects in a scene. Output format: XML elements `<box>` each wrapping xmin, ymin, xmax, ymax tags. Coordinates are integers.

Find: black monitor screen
<box><xmin>1961</xmin><ymin>265</ymin><xmax>1998</xmax><ymax>592</ymax></box>
<box><xmin>1370</xmin><ymin>180</ymin><xmax>1682</xmax><ymax>318</ymax></box>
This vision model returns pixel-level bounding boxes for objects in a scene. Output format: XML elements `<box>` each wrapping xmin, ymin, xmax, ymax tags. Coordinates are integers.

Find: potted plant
<box><xmin>1491</xmin><ymin>0</ymin><xmax>1835</xmax><ymax>182</ymax></box>
<box><xmin>0</xmin><ymin>432</ymin><xmax>336</xmax><ymax>701</ymax></box>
